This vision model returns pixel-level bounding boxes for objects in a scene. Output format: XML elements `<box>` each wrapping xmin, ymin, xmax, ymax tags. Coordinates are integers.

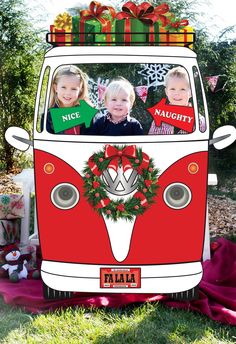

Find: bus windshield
<box><xmin>40</xmin><ymin>63</ymin><xmax>206</xmax><ymax>136</ymax></box>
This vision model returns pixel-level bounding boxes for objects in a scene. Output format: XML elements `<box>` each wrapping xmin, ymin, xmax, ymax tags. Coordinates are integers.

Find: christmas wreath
<box><xmin>83</xmin><ymin>144</ymin><xmax>159</xmax><ymax>221</ymax></box>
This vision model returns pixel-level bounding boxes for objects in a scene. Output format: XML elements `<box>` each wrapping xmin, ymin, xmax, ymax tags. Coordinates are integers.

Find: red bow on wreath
<box><xmin>116</xmin><ymin>1</ymin><xmax>158</xmax><ymax>24</ymax></box>
<box><xmin>104</xmin><ymin>144</ymin><xmax>137</xmax><ymax>172</ymax></box>
<box><xmin>80</xmin><ymin>1</ymin><xmax>116</xmax><ymax>30</ymax></box>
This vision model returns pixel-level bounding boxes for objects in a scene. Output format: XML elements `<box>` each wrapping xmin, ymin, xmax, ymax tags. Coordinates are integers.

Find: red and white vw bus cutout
<box><xmin>5</xmin><ymin>46</ymin><xmax>236</xmax><ymax>300</ymax></box>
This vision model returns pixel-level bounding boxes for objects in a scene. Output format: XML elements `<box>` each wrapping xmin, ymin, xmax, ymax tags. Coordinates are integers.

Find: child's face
<box><xmin>105</xmin><ymin>89</ymin><xmax>132</xmax><ymax>120</ymax></box>
<box><xmin>165</xmin><ymin>76</ymin><xmax>191</xmax><ymax>106</ymax></box>
<box><xmin>55</xmin><ymin>75</ymin><xmax>81</xmax><ymax>107</ymax></box>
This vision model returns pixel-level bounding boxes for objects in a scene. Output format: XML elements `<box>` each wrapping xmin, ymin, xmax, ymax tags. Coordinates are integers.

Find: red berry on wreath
<box><xmin>99</xmin><ymin>157</ymin><xmax>104</xmax><ymax>162</ymax></box>
<box><xmin>134</xmin><ymin>205</ymin><xmax>139</xmax><ymax>210</ymax></box>
<box><xmin>135</xmin><ymin>159</ymin><xmax>140</xmax><ymax>164</ymax></box>
<box><xmin>106</xmin><ymin>209</ymin><xmax>111</xmax><ymax>215</ymax></box>
<box><xmin>143</xmin><ymin>188</ymin><xmax>147</xmax><ymax>193</ymax></box>
<box><xmin>117</xmin><ymin>204</ymin><xmax>125</xmax><ymax>212</ymax></box>
<box><xmin>148</xmin><ymin>167</ymin><xmax>153</xmax><ymax>172</ymax></box>
<box><xmin>86</xmin><ymin>173</ymin><xmax>91</xmax><ymax>178</ymax></box>
<box><xmin>92</xmin><ymin>181</ymin><xmax>100</xmax><ymax>188</ymax></box>
<box><xmin>145</xmin><ymin>180</ymin><xmax>152</xmax><ymax>187</ymax></box>
<box><xmin>95</xmin><ymin>193</ymin><xmax>100</xmax><ymax>198</ymax></box>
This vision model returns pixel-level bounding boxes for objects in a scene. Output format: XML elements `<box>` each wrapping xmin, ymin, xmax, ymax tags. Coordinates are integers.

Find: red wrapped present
<box><xmin>49</xmin><ymin>12</ymin><xmax>73</xmax><ymax>46</ymax></box>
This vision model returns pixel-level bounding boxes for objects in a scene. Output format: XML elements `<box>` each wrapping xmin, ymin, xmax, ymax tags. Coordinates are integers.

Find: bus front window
<box><xmin>36</xmin><ymin>66</ymin><xmax>50</xmax><ymax>133</ymax></box>
<box><xmin>46</xmin><ymin>63</ymin><xmax>197</xmax><ymax>136</ymax></box>
<box><xmin>193</xmin><ymin>66</ymin><xmax>207</xmax><ymax>133</ymax></box>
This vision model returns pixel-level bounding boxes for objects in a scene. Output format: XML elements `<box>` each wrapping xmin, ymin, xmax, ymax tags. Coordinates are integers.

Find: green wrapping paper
<box><xmin>72</xmin><ymin>16</ymin><xmax>95</xmax><ymax>44</ymax></box>
<box><xmin>115</xmin><ymin>18</ymin><xmax>159</xmax><ymax>44</ymax></box>
<box><xmin>72</xmin><ymin>16</ymin><xmax>116</xmax><ymax>45</ymax></box>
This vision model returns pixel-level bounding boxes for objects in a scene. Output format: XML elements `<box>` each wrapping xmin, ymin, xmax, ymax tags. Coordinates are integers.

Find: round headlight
<box><xmin>51</xmin><ymin>183</ymin><xmax>79</xmax><ymax>210</ymax></box>
<box><xmin>164</xmin><ymin>183</ymin><xmax>191</xmax><ymax>209</ymax></box>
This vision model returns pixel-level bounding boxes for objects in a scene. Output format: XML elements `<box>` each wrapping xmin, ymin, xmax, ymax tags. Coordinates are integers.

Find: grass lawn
<box><xmin>0</xmin><ymin>297</ymin><xmax>235</xmax><ymax>344</ymax></box>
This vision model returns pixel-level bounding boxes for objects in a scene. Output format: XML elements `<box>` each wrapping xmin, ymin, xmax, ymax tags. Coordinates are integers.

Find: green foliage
<box><xmin>195</xmin><ymin>35</ymin><xmax>236</xmax><ymax>131</ymax></box>
<box><xmin>0</xmin><ymin>0</ymin><xmax>44</xmax><ymax>171</ymax></box>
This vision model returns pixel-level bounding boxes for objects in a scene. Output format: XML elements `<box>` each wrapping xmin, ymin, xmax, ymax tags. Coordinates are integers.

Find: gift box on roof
<box><xmin>76</xmin><ymin>1</ymin><xmax>116</xmax><ymax>45</ymax></box>
<box><xmin>160</xmin><ymin>19</ymin><xmax>195</xmax><ymax>49</ymax></box>
<box><xmin>115</xmin><ymin>2</ymin><xmax>166</xmax><ymax>44</ymax></box>
<box><xmin>50</xmin><ymin>2</ymin><xmax>116</xmax><ymax>46</ymax></box>
<box><xmin>71</xmin><ymin>16</ymin><xmax>95</xmax><ymax>45</ymax></box>
<box><xmin>72</xmin><ymin>15</ymin><xmax>116</xmax><ymax>45</ymax></box>
<box><xmin>50</xmin><ymin>12</ymin><xmax>73</xmax><ymax>46</ymax></box>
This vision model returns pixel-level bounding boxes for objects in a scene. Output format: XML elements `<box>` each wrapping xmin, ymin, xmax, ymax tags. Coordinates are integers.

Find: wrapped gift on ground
<box><xmin>0</xmin><ymin>219</ymin><xmax>20</xmax><ymax>246</ymax></box>
<box><xmin>0</xmin><ymin>194</ymin><xmax>24</xmax><ymax>219</ymax></box>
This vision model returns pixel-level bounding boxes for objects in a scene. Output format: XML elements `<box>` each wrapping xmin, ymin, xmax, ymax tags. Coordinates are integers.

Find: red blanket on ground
<box><xmin>0</xmin><ymin>238</ymin><xmax>235</xmax><ymax>325</ymax></box>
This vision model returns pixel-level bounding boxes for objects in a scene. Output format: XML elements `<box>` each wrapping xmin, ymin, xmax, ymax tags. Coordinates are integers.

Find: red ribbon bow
<box><xmin>80</xmin><ymin>1</ymin><xmax>116</xmax><ymax>32</ymax></box>
<box><xmin>170</xmin><ymin>19</ymin><xmax>189</xmax><ymax>29</ymax></box>
<box><xmin>104</xmin><ymin>144</ymin><xmax>137</xmax><ymax>172</ymax></box>
<box><xmin>116</xmin><ymin>1</ymin><xmax>158</xmax><ymax>24</ymax></box>
<box><xmin>154</xmin><ymin>3</ymin><xmax>170</xmax><ymax>27</ymax></box>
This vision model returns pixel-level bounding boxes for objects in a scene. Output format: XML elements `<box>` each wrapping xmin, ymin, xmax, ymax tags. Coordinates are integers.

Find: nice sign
<box><xmin>50</xmin><ymin>100</ymin><xmax>98</xmax><ymax>133</ymax></box>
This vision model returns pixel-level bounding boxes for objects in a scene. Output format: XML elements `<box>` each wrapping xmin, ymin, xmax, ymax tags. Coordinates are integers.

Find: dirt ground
<box><xmin>208</xmin><ymin>194</ymin><xmax>236</xmax><ymax>240</ymax></box>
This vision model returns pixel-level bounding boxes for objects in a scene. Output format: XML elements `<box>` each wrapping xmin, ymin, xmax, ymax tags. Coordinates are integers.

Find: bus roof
<box><xmin>45</xmin><ymin>46</ymin><xmax>197</xmax><ymax>58</ymax></box>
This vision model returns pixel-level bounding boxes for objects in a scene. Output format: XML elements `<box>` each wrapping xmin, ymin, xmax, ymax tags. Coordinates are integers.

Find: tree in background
<box><xmin>195</xmin><ymin>35</ymin><xmax>236</xmax><ymax>187</ymax></box>
<box><xmin>0</xmin><ymin>0</ymin><xmax>44</xmax><ymax>171</ymax></box>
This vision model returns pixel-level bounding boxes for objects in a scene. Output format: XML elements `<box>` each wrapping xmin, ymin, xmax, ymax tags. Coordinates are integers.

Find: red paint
<box><xmin>147</xmin><ymin>98</ymin><xmax>195</xmax><ymax>133</ymax></box>
<box><xmin>35</xmin><ymin>149</ymin><xmax>208</xmax><ymax>265</ymax></box>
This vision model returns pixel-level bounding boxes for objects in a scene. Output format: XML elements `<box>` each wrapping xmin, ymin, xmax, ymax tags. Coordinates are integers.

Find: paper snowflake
<box><xmin>138</xmin><ymin>64</ymin><xmax>171</xmax><ymax>90</ymax></box>
<box><xmin>88</xmin><ymin>77</ymin><xmax>110</xmax><ymax>108</ymax></box>
<box><xmin>88</xmin><ymin>78</ymin><xmax>99</xmax><ymax>108</ymax></box>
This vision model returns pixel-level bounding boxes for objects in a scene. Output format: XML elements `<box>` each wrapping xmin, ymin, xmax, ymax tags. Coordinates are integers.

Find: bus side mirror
<box><xmin>210</xmin><ymin>125</ymin><xmax>236</xmax><ymax>150</ymax></box>
<box><xmin>5</xmin><ymin>126</ymin><xmax>32</xmax><ymax>151</ymax></box>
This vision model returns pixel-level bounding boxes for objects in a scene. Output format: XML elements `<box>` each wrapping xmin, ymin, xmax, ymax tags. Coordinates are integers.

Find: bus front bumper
<box><xmin>41</xmin><ymin>260</ymin><xmax>202</xmax><ymax>294</ymax></box>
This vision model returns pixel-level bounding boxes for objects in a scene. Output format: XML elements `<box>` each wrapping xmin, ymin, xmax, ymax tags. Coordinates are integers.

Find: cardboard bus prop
<box><xmin>5</xmin><ymin>1</ymin><xmax>236</xmax><ymax>300</ymax></box>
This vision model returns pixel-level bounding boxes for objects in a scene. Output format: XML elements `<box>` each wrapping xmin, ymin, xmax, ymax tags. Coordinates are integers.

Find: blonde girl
<box><xmin>46</xmin><ymin>65</ymin><xmax>92</xmax><ymax>134</ymax></box>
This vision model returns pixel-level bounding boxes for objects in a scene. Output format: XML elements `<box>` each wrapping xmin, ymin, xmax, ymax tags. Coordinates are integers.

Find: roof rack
<box><xmin>46</xmin><ymin>32</ymin><xmax>195</xmax><ymax>47</ymax></box>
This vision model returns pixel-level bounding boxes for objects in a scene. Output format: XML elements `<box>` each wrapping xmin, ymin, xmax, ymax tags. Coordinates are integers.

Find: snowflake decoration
<box><xmin>88</xmin><ymin>77</ymin><xmax>110</xmax><ymax>108</ymax></box>
<box><xmin>1</xmin><ymin>195</ymin><xmax>10</xmax><ymax>205</ymax></box>
<box><xmin>138</xmin><ymin>64</ymin><xmax>171</xmax><ymax>90</ymax></box>
<box><xmin>88</xmin><ymin>78</ymin><xmax>99</xmax><ymax>108</ymax></box>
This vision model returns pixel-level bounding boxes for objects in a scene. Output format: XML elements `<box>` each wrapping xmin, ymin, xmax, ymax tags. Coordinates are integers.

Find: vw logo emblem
<box><xmin>102</xmin><ymin>167</ymin><xmax>139</xmax><ymax>196</ymax></box>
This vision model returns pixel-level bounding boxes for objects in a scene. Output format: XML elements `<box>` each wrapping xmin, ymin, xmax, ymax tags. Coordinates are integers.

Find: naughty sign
<box><xmin>50</xmin><ymin>100</ymin><xmax>98</xmax><ymax>133</ymax></box>
<box><xmin>147</xmin><ymin>98</ymin><xmax>195</xmax><ymax>133</ymax></box>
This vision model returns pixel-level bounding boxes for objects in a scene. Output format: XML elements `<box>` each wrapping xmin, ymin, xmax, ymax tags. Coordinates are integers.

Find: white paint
<box><xmin>103</xmin><ymin>217</ymin><xmax>136</xmax><ymax>262</ymax></box>
<box><xmin>41</xmin><ymin>260</ymin><xmax>202</xmax><ymax>293</ymax></box>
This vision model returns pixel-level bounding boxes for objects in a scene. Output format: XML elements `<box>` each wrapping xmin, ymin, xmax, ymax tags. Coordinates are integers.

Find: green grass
<box><xmin>0</xmin><ymin>298</ymin><xmax>235</xmax><ymax>344</ymax></box>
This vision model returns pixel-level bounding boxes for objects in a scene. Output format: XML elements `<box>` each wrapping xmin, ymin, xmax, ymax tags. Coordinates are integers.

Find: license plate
<box><xmin>100</xmin><ymin>268</ymin><xmax>141</xmax><ymax>288</ymax></box>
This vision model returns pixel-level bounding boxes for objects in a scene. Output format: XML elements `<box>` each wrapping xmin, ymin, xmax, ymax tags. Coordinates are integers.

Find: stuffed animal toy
<box><xmin>0</xmin><ymin>244</ymin><xmax>39</xmax><ymax>282</ymax></box>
